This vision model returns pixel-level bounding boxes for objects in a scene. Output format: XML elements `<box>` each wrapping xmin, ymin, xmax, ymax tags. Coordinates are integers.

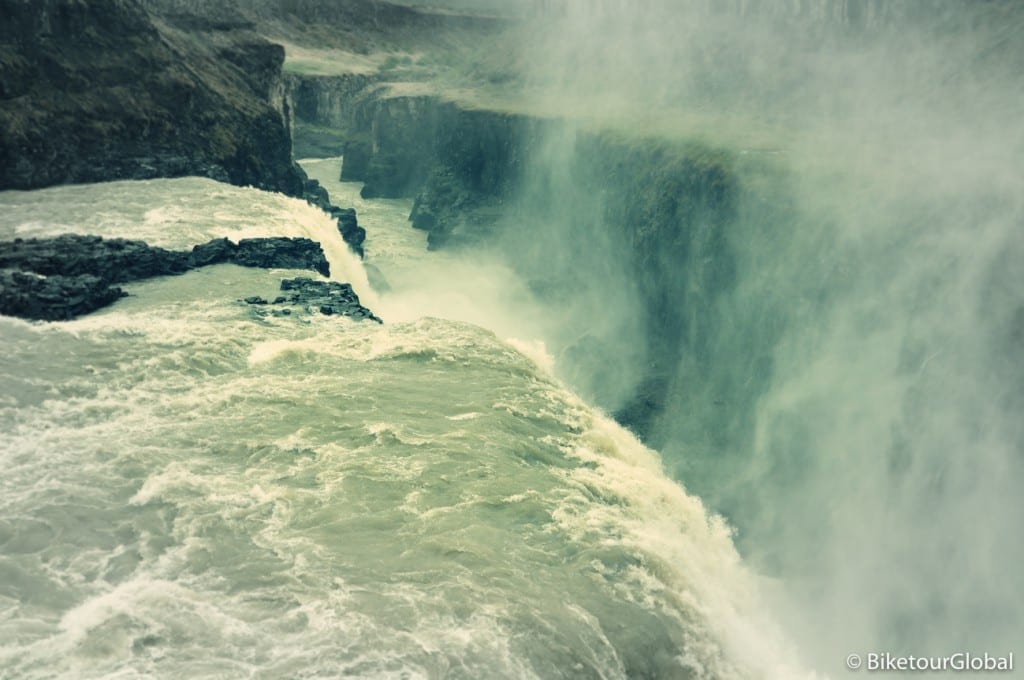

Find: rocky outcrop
<box><xmin>298</xmin><ymin>79</ymin><xmax>745</xmax><ymax>439</ymax></box>
<box><xmin>0</xmin><ymin>270</ymin><xmax>128</xmax><ymax>322</ymax></box>
<box><xmin>187</xmin><ymin>237</ymin><xmax>331</xmax><ymax>277</ymax></box>
<box><xmin>0</xmin><ymin>234</ymin><xmax>345</xmax><ymax>321</ymax></box>
<box><xmin>345</xmin><ymin>95</ymin><xmax>543</xmax><ymax>206</ymax></box>
<box><xmin>313</xmin><ymin>86</ymin><xmax>549</xmax><ymax>247</ymax></box>
<box><xmin>297</xmin><ymin>175</ymin><xmax>367</xmax><ymax>257</ymax></box>
<box><xmin>245</xmin><ymin>277</ymin><xmax>381</xmax><ymax>323</ymax></box>
<box><xmin>568</xmin><ymin>137</ymin><xmax>740</xmax><ymax>435</ymax></box>
<box><xmin>0</xmin><ymin>235</ymin><xmax>191</xmax><ymax>283</ymax></box>
<box><xmin>286</xmin><ymin>75</ymin><xmax>548</xmax><ymax>251</ymax></box>
<box><xmin>0</xmin><ymin>0</ymin><xmax>304</xmax><ymax>195</ymax></box>
<box><xmin>287</xmin><ymin>74</ymin><xmax>378</xmax><ymax>159</ymax></box>
<box><xmin>330</xmin><ymin>207</ymin><xmax>367</xmax><ymax>258</ymax></box>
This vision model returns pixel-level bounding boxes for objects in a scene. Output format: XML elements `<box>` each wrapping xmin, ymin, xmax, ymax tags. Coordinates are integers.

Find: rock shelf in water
<box><xmin>245</xmin><ymin>278</ymin><xmax>382</xmax><ymax>323</ymax></box>
<box><xmin>0</xmin><ymin>234</ymin><xmax>376</xmax><ymax>322</ymax></box>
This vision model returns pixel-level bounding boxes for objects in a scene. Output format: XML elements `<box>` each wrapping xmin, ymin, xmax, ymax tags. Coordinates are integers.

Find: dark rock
<box><xmin>292</xmin><ymin>176</ymin><xmax>365</xmax><ymax>258</ymax></box>
<box><xmin>337</xmin><ymin>222</ymin><xmax>366</xmax><ymax>259</ymax></box>
<box><xmin>311</xmin><ymin>86</ymin><xmax>541</xmax><ymax>248</ymax></box>
<box><xmin>190</xmin><ymin>236</ymin><xmax>332</xmax><ymax>275</ymax></box>
<box><xmin>360</xmin><ymin>151</ymin><xmax>417</xmax><ymax>199</ymax></box>
<box><xmin>340</xmin><ymin>137</ymin><xmax>373</xmax><ymax>181</ymax></box>
<box><xmin>244</xmin><ymin>296</ymin><xmax>269</xmax><ymax>305</ymax></box>
<box><xmin>287</xmin><ymin>73</ymin><xmax>377</xmax><ymax>132</ymax></box>
<box><xmin>302</xmin><ymin>178</ymin><xmax>332</xmax><ymax>212</ymax></box>
<box><xmin>0</xmin><ymin>234</ymin><xmax>340</xmax><ymax>321</ymax></box>
<box><xmin>325</xmin><ymin>207</ymin><xmax>366</xmax><ymax>258</ymax></box>
<box><xmin>275</xmin><ymin>277</ymin><xmax>382</xmax><ymax>323</ymax></box>
<box><xmin>344</xmin><ymin>227</ymin><xmax>367</xmax><ymax>258</ymax></box>
<box><xmin>0</xmin><ymin>0</ymin><xmax>304</xmax><ymax>196</ymax></box>
<box><xmin>234</xmin><ymin>238</ymin><xmax>330</xmax><ymax>278</ymax></box>
<box><xmin>331</xmin><ymin>207</ymin><xmax>358</xmax><ymax>222</ymax></box>
<box><xmin>0</xmin><ymin>235</ymin><xmax>190</xmax><ymax>284</ymax></box>
<box><xmin>188</xmin><ymin>238</ymin><xmax>236</xmax><ymax>267</ymax></box>
<box><xmin>0</xmin><ymin>270</ymin><xmax>126</xmax><ymax>321</ymax></box>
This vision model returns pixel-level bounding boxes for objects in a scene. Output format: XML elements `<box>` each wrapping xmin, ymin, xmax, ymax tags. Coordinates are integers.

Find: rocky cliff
<box><xmin>321</xmin><ymin>85</ymin><xmax>548</xmax><ymax>242</ymax></box>
<box><xmin>287</xmin><ymin>75</ymin><xmax>750</xmax><ymax>440</ymax></box>
<box><xmin>286</xmin><ymin>74</ymin><xmax>377</xmax><ymax>158</ymax></box>
<box><xmin>0</xmin><ymin>234</ymin><xmax>357</xmax><ymax>320</ymax></box>
<box><xmin>0</xmin><ymin>0</ymin><xmax>305</xmax><ymax>195</ymax></box>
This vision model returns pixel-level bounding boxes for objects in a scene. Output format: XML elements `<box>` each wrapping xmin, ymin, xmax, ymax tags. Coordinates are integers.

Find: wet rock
<box><xmin>302</xmin><ymin>178</ymin><xmax>332</xmax><ymax>212</ymax></box>
<box><xmin>0</xmin><ymin>234</ymin><xmax>338</xmax><ymax>321</ymax></box>
<box><xmin>0</xmin><ymin>0</ymin><xmax>305</xmax><ymax>196</ymax></box>
<box><xmin>331</xmin><ymin>207</ymin><xmax>358</xmax><ymax>223</ymax></box>
<box><xmin>233</xmin><ymin>238</ymin><xmax>331</xmax><ymax>278</ymax></box>
<box><xmin>188</xmin><ymin>237</ymin><xmax>236</xmax><ymax>267</ymax></box>
<box><xmin>330</xmin><ymin>207</ymin><xmax>366</xmax><ymax>257</ymax></box>
<box><xmin>0</xmin><ymin>270</ymin><xmax>126</xmax><ymax>321</ymax></box>
<box><xmin>187</xmin><ymin>237</ymin><xmax>331</xmax><ymax>276</ymax></box>
<box><xmin>360</xmin><ymin>152</ymin><xmax>415</xmax><ymax>199</ymax></box>
<box><xmin>294</xmin><ymin>170</ymin><xmax>365</xmax><ymax>258</ymax></box>
<box><xmin>0</xmin><ymin>235</ymin><xmax>189</xmax><ymax>284</ymax></box>
<box><xmin>257</xmin><ymin>277</ymin><xmax>382</xmax><ymax>323</ymax></box>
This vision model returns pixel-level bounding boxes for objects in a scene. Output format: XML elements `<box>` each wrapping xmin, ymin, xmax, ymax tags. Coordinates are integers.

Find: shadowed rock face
<box><xmin>329</xmin><ymin>207</ymin><xmax>366</xmax><ymax>258</ymax></box>
<box><xmin>246</xmin><ymin>277</ymin><xmax>382</xmax><ymax>323</ymax></box>
<box><xmin>0</xmin><ymin>234</ymin><xmax>352</xmax><ymax>321</ymax></box>
<box><xmin>0</xmin><ymin>0</ymin><xmax>304</xmax><ymax>195</ymax></box>
<box><xmin>0</xmin><ymin>235</ymin><xmax>192</xmax><ymax>284</ymax></box>
<box><xmin>287</xmin><ymin>77</ymin><xmax>744</xmax><ymax>440</ymax></box>
<box><xmin>298</xmin><ymin>176</ymin><xmax>367</xmax><ymax>257</ymax></box>
<box><xmin>0</xmin><ymin>270</ymin><xmax>128</xmax><ymax>321</ymax></box>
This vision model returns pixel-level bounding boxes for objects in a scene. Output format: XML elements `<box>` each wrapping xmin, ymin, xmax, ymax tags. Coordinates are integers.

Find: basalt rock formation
<box><xmin>286</xmin><ymin>76</ymin><xmax>747</xmax><ymax>443</ymax></box>
<box><xmin>0</xmin><ymin>234</ymin><xmax>348</xmax><ymax>321</ymax></box>
<box><xmin>0</xmin><ymin>270</ymin><xmax>129</xmax><ymax>322</ymax></box>
<box><xmin>245</xmin><ymin>277</ymin><xmax>382</xmax><ymax>323</ymax></box>
<box><xmin>187</xmin><ymin>237</ymin><xmax>331</xmax><ymax>277</ymax></box>
<box><xmin>298</xmin><ymin>176</ymin><xmax>367</xmax><ymax>257</ymax></box>
<box><xmin>0</xmin><ymin>0</ymin><xmax>305</xmax><ymax>195</ymax></box>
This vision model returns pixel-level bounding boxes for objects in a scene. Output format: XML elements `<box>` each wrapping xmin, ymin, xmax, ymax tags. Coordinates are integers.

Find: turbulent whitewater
<box><xmin>0</xmin><ymin>168</ymin><xmax>811</xmax><ymax>679</ymax></box>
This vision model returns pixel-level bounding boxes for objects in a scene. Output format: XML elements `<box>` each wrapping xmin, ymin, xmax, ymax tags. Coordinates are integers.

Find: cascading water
<box><xmin>484</xmin><ymin>1</ymin><xmax>1024</xmax><ymax>676</ymax></box>
<box><xmin>3</xmin><ymin>0</ymin><xmax>1020</xmax><ymax>674</ymax></box>
<box><xmin>0</xmin><ymin>172</ymin><xmax>816</xmax><ymax>678</ymax></box>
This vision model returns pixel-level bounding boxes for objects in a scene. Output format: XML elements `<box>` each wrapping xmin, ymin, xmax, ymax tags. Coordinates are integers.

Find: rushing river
<box><xmin>0</xmin><ymin>162</ymin><xmax>812</xmax><ymax>679</ymax></box>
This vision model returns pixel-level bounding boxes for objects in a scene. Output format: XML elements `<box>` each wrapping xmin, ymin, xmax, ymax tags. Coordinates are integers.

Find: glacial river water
<box><xmin>0</xmin><ymin>161</ymin><xmax>813</xmax><ymax>679</ymax></box>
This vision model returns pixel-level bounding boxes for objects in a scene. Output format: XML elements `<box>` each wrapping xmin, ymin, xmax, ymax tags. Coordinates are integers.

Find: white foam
<box><xmin>446</xmin><ymin>412</ymin><xmax>482</xmax><ymax>421</ymax></box>
<box><xmin>556</xmin><ymin>407</ymin><xmax>822</xmax><ymax>679</ymax></box>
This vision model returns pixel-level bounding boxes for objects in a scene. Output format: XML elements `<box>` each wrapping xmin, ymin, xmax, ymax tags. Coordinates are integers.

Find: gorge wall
<box><xmin>290</xmin><ymin>76</ymin><xmax>761</xmax><ymax>456</ymax></box>
<box><xmin>0</xmin><ymin>0</ymin><xmax>304</xmax><ymax>195</ymax></box>
<box><xmin>286</xmin><ymin>74</ymin><xmax>377</xmax><ymax>160</ymax></box>
<box><xmin>289</xmin><ymin>54</ymin><xmax>1024</xmax><ymax>667</ymax></box>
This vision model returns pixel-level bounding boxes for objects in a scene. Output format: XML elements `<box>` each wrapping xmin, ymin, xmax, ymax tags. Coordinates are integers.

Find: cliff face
<box><xmin>0</xmin><ymin>0</ymin><xmax>305</xmax><ymax>195</ymax></box>
<box><xmin>286</xmin><ymin>74</ymin><xmax>377</xmax><ymax>158</ymax></box>
<box><xmin>291</xmin><ymin>75</ymin><xmax>748</xmax><ymax>438</ymax></box>
<box><xmin>316</xmin><ymin>84</ymin><xmax>532</xmax><ymax>305</ymax></box>
<box><xmin>327</xmin><ymin>86</ymin><xmax>547</xmax><ymax>241</ymax></box>
<box><xmin>289</xmin><ymin>74</ymin><xmax>377</xmax><ymax>130</ymax></box>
